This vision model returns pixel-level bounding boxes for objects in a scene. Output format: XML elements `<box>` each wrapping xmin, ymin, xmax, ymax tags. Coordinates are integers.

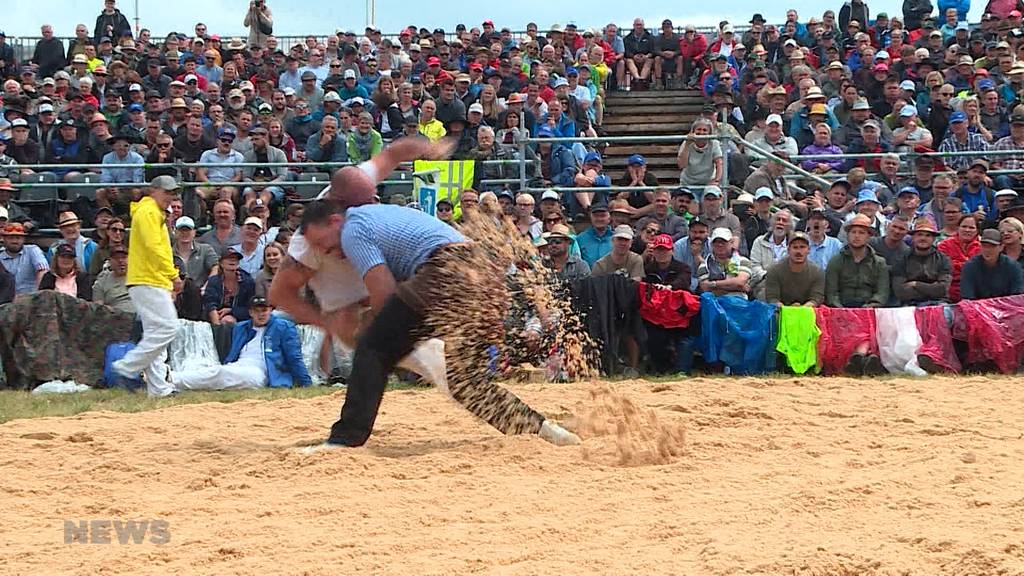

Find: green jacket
<box><xmin>824</xmin><ymin>244</ymin><xmax>889</xmax><ymax>308</ymax></box>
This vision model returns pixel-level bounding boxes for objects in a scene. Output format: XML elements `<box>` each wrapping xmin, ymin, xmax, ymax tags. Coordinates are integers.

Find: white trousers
<box><xmin>171</xmin><ymin>363</ymin><xmax>267</xmax><ymax>391</ymax></box>
<box><xmin>114</xmin><ymin>285</ymin><xmax>179</xmax><ymax>397</ymax></box>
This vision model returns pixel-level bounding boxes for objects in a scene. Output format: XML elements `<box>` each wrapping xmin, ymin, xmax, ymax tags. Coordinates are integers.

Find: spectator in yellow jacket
<box><xmin>111</xmin><ymin>175</ymin><xmax>182</xmax><ymax>397</ymax></box>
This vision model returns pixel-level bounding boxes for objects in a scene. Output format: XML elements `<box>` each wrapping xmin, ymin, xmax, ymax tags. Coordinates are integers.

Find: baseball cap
<box><xmin>540</xmin><ymin>189</ymin><xmax>560</xmax><ymax>202</ymax></box>
<box><xmin>468</xmin><ymin>102</ymin><xmax>484</xmax><ymax>114</ymax></box>
<box><xmin>552</xmin><ymin>77</ymin><xmax>569</xmax><ymax>88</ymax></box>
<box><xmin>127</xmin><ymin>103</ymin><xmax>145</xmax><ymax>112</ymax></box>
<box><xmin>584</xmin><ymin>151</ymin><xmax>602</xmax><ymax>164</ymax></box>
<box><xmin>862</xmin><ymin>119</ymin><xmax>881</xmax><ymax>131</ymax></box>
<box><xmin>703</xmin><ymin>186</ymin><xmax>724</xmax><ymax>198</ymax></box>
<box><xmin>710</xmin><ymin>227</ymin><xmax>733</xmax><ymax>242</ymax></box>
<box><xmin>55</xmin><ymin>243</ymin><xmax>76</xmax><ymax>258</ymax></box>
<box><xmin>852</xmin><ymin>98</ymin><xmax>871</xmax><ymax>111</ymax></box>
<box><xmin>995</xmin><ymin>188</ymin><xmax>1019</xmax><ymax>198</ymax></box>
<box><xmin>766</xmin><ymin>113</ymin><xmax>783</xmax><ymax>126</ymax></box>
<box><xmin>150</xmin><ymin>175</ymin><xmax>180</xmax><ymax>192</ymax></box>
<box><xmin>589</xmin><ymin>201</ymin><xmax>609</xmax><ymax>213</ymax></box>
<box><xmin>980</xmin><ymin>228</ymin><xmax>1002</xmax><ymax>245</ymax></box>
<box><xmin>343</xmin><ymin>69</ymin><xmax>357</xmax><ymax>79</ymax></box>
<box><xmin>249</xmin><ymin>296</ymin><xmax>271</xmax><ymax>308</ymax></box>
<box><xmin>899</xmin><ymin>80</ymin><xmax>916</xmax><ymax>91</ymax></box>
<box><xmin>243</xmin><ymin>216</ymin><xmax>265</xmax><ymax>230</ymax></box>
<box><xmin>627</xmin><ymin>154</ymin><xmax>646</xmax><ymax>166</ymax></box>
<box><xmin>897</xmin><ymin>186</ymin><xmax>920</xmax><ymax>197</ymax></box>
<box><xmin>789</xmin><ymin>231</ymin><xmax>811</xmax><ymax>245</ymax></box>
<box><xmin>650</xmin><ymin>234</ymin><xmax>674</xmax><ymax>250</ymax></box>
<box><xmin>753</xmin><ymin>187</ymin><xmax>773</xmax><ymax>201</ymax></box>
<box><xmin>174</xmin><ymin>216</ymin><xmax>196</xmax><ymax>229</ymax></box>
<box><xmin>10</xmin><ymin>118</ymin><xmax>28</xmax><ymax>128</ymax></box>
<box><xmin>899</xmin><ymin>105</ymin><xmax>918</xmax><ymax>117</ymax></box>
<box><xmin>950</xmin><ymin>111</ymin><xmax>968</xmax><ymax>123</ymax></box>
<box><xmin>733</xmin><ymin>193</ymin><xmax>755</xmax><ymax>205</ymax></box>
<box><xmin>220</xmin><ymin>247</ymin><xmax>243</xmax><ymax>261</ymax></box>
<box><xmin>612</xmin><ymin>224</ymin><xmax>634</xmax><ymax>240</ymax></box>
<box><xmin>855</xmin><ymin>190</ymin><xmax>880</xmax><ymax>205</ymax></box>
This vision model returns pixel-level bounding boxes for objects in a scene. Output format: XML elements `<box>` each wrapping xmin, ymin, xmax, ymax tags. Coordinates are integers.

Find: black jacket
<box><xmin>32</xmin><ymin>37</ymin><xmax>67</xmax><ymax>79</ymax></box>
<box><xmin>38</xmin><ymin>271</ymin><xmax>93</xmax><ymax>301</ymax></box>
<box><xmin>94</xmin><ymin>9</ymin><xmax>132</xmax><ymax>45</ymax></box>
<box><xmin>0</xmin><ymin>264</ymin><xmax>14</xmax><ymax>305</ymax></box>
<box><xmin>569</xmin><ymin>274</ymin><xmax>641</xmax><ymax>375</ymax></box>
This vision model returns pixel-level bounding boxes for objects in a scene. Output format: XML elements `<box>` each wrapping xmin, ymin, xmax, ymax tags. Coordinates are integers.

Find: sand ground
<box><xmin>1</xmin><ymin>376</ymin><xmax>1023</xmax><ymax>575</ymax></box>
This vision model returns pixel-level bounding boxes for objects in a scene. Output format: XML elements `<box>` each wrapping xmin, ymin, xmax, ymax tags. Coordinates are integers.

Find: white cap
<box><xmin>753</xmin><ymin>187</ymin><xmax>773</xmax><ymax>201</ymax></box>
<box><xmin>612</xmin><ymin>224</ymin><xmax>634</xmax><ymax>240</ymax></box>
<box><xmin>323</xmin><ymin>91</ymin><xmax>342</xmax><ymax>103</ymax></box>
<box><xmin>343</xmin><ymin>69</ymin><xmax>357</xmax><ymax>79</ymax></box>
<box><xmin>468</xmin><ymin>102</ymin><xmax>484</xmax><ymax>114</ymax></box>
<box><xmin>541</xmin><ymin>189</ymin><xmax>560</xmax><ymax>201</ymax></box>
<box><xmin>282</xmin><ymin>87</ymin><xmax>296</xmax><ymax>96</ymax></box>
<box><xmin>243</xmin><ymin>216</ymin><xmax>264</xmax><ymax>230</ymax></box>
<box><xmin>184</xmin><ymin>73</ymin><xmax>198</xmax><ymax>83</ymax></box>
<box><xmin>899</xmin><ymin>80</ymin><xmax>916</xmax><ymax>91</ymax></box>
<box><xmin>174</xmin><ymin>216</ymin><xmax>196</xmax><ymax>229</ymax></box>
<box><xmin>766</xmin><ymin>113</ymin><xmax>783</xmax><ymax>126</ymax></box>
<box><xmin>710</xmin><ymin>227</ymin><xmax>734</xmax><ymax>242</ymax></box>
<box><xmin>128</xmin><ymin>82</ymin><xmax>143</xmax><ymax>92</ymax></box>
<box><xmin>995</xmin><ymin>188</ymin><xmax>1019</xmax><ymax>198</ymax></box>
<box><xmin>38</xmin><ymin>103</ymin><xmax>55</xmax><ymax>113</ymax></box>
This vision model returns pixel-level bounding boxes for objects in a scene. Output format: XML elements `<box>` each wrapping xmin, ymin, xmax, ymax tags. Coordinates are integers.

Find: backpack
<box><xmin>103</xmin><ymin>342</ymin><xmax>144</xmax><ymax>391</ymax></box>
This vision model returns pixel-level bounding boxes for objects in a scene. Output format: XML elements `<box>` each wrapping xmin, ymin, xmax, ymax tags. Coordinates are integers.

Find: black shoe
<box><xmin>844</xmin><ymin>353</ymin><xmax>866</xmax><ymax>376</ymax></box>
<box><xmin>863</xmin><ymin>354</ymin><xmax>887</xmax><ymax>377</ymax></box>
<box><xmin>917</xmin><ymin>354</ymin><xmax>942</xmax><ymax>374</ymax></box>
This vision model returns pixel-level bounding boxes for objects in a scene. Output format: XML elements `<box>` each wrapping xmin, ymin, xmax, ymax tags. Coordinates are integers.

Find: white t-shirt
<box><xmin>236</xmin><ymin>326</ymin><xmax>267</xmax><ymax>367</ymax></box>
<box><xmin>288</xmin><ymin>231</ymin><xmax>369</xmax><ymax>312</ymax></box>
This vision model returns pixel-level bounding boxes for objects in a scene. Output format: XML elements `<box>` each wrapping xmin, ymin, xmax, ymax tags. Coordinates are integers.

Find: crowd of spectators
<box><xmin>2</xmin><ymin>0</ymin><xmax>1024</xmax><ymax>379</ymax></box>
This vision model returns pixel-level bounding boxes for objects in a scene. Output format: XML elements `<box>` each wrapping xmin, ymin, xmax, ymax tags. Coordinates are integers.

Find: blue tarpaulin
<box><xmin>697</xmin><ymin>293</ymin><xmax>777</xmax><ymax>375</ymax></box>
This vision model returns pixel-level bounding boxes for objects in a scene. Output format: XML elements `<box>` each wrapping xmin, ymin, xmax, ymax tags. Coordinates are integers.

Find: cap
<box><xmin>855</xmin><ymin>190</ymin><xmax>880</xmax><ymax>205</ymax></box>
<box><xmin>862</xmin><ymin>119</ymin><xmax>881</xmax><ymax>131</ymax></box>
<box><xmin>911</xmin><ymin>219</ymin><xmax>938</xmax><ymax>235</ymax></box>
<box><xmin>650</xmin><ymin>234</ymin><xmax>674</xmax><ymax>250</ymax></box>
<box><xmin>950</xmin><ymin>111</ymin><xmax>968</xmax><ymax>123</ymax></box>
<box><xmin>873</xmin><ymin>62</ymin><xmax>889</xmax><ymax>72</ymax></box>
<box><xmin>343</xmin><ymin>69</ymin><xmax>357</xmax><ymax>80</ymax></box>
<box><xmin>540</xmin><ymin>189</ymin><xmax>560</xmax><ymax>202</ymax></box>
<box><xmin>753</xmin><ymin>187</ymin><xmax>773</xmax><ymax>201</ymax></box>
<box><xmin>301</xmin><ymin>70</ymin><xmax>317</xmax><ymax>80</ymax></box>
<box><xmin>612</xmin><ymin>224</ymin><xmax>634</xmax><ymax>240</ymax></box>
<box><xmin>845</xmin><ymin>213</ymin><xmax>876</xmax><ymax>233</ymax></box>
<box><xmin>243</xmin><ymin>216</ymin><xmax>264</xmax><ymax>230</ymax></box>
<box><xmin>468</xmin><ymin>102</ymin><xmax>484</xmax><ymax>114</ymax></box>
<box><xmin>249</xmin><ymin>296</ymin><xmax>271</xmax><ymax>308</ymax></box>
<box><xmin>10</xmin><ymin>118</ymin><xmax>28</xmax><ymax>128</ymax></box>
<box><xmin>627</xmin><ymin>154</ymin><xmax>646</xmax><ymax>166</ymax></box>
<box><xmin>673</xmin><ymin>187</ymin><xmax>695</xmax><ymax>199</ymax></box>
<box><xmin>899</xmin><ymin>104</ymin><xmax>918</xmax><ymax>117</ymax></box>
<box><xmin>852</xmin><ymin>98</ymin><xmax>871</xmax><ymax>111</ymax></box>
<box><xmin>584</xmin><ymin>151</ymin><xmax>602</xmax><ymax>164</ymax></box>
<box><xmin>174</xmin><ymin>216</ymin><xmax>196</xmax><ymax>229</ymax></box>
<box><xmin>808</xmin><ymin>207</ymin><xmax>829</xmax><ymax>219</ymax></box>
<box><xmin>55</xmin><ymin>243</ymin><xmax>76</xmax><ymax>258</ymax></box>
<box><xmin>710</xmin><ymin>227</ymin><xmax>734</xmax><ymax>242</ymax></box>
<box><xmin>323</xmin><ymin>91</ymin><xmax>342</xmax><ymax>103</ymax></box>
<box><xmin>220</xmin><ymin>247</ymin><xmax>242</xmax><ymax>261</ymax></box>
<box><xmin>703</xmin><ymin>186</ymin><xmax>724</xmax><ymax>198</ymax></box>
<box><xmin>766</xmin><ymin>113</ymin><xmax>783</xmax><ymax>126</ymax></box>
<box><xmin>552</xmin><ymin>77</ymin><xmax>569</xmax><ymax>88</ymax></box>
<box><xmin>980</xmin><ymin>228</ymin><xmax>1003</xmax><ymax>245</ymax></box>
<box><xmin>978</xmin><ymin>78</ymin><xmax>996</xmax><ymax>91</ymax></box>
<box><xmin>971</xmin><ymin>158</ymin><xmax>990</xmax><ymax>171</ymax></box>
<box><xmin>897</xmin><ymin>186</ymin><xmax>920</xmax><ymax>197</ymax></box>
<box><xmin>733</xmin><ymin>193</ymin><xmax>755</xmax><ymax>205</ymax></box>
<box><xmin>958</xmin><ymin>55</ymin><xmax>975</xmax><ymax>66</ymax></box>
<box><xmin>899</xmin><ymin>80</ymin><xmax>916</xmax><ymax>91</ymax></box>
<box><xmin>589</xmin><ymin>201</ymin><xmax>609</xmax><ymax>213</ymax></box>
<box><xmin>150</xmin><ymin>175</ymin><xmax>180</xmax><ymax>192</ymax></box>
<box><xmin>608</xmin><ymin>199</ymin><xmax>634</xmax><ymax>215</ymax></box>
<box><xmin>995</xmin><ymin>188</ymin><xmax>1019</xmax><ymax>198</ymax></box>
<box><xmin>789</xmin><ymin>231</ymin><xmax>811</xmax><ymax>245</ymax></box>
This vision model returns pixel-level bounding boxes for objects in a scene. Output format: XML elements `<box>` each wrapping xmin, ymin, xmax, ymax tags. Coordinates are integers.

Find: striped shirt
<box><xmin>341</xmin><ymin>204</ymin><xmax>466</xmax><ymax>281</ymax></box>
<box><xmin>991</xmin><ymin>135</ymin><xmax>1024</xmax><ymax>171</ymax></box>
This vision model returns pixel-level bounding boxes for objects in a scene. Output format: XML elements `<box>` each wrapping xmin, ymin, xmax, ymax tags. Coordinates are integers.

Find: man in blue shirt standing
<box><xmin>576</xmin><ymin>202</ymin><xmax>613</xmax><ymax>267</ymax></box>
<box><xmin>299</xmin><ymin>200</ymin><xmax>580</xmax><ymax>449</ymax></box>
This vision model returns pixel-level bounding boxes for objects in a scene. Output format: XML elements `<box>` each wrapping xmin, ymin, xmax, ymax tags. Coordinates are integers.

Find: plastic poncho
<box><xmin>815</xmin><ymin>306</ymin><xmax>878</xmax><ymax>375</ymax></box>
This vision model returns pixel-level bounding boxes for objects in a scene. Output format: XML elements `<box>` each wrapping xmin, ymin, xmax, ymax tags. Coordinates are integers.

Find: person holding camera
<box><xmin>244</xmin><ymin>0</ymin><xmax>274</xmax><ymax>49</ymax></box>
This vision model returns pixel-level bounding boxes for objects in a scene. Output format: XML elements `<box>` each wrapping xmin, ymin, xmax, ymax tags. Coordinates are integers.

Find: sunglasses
<box><xmin>219</xmin><ymin>137</ymin><xmax>235</xmax><ymax>143</ymax></box>
<box><xmin>544</xmin><ymin>217</ymin><xmax>562</xmax><ymax>223</ymax></box>
<box><xmin>157</xmin><ymin>143</ymin><xmax>172</xmax><ymax>148</ymax></box>
<box><xmin>548</xmin><ymin>238</ymin><xmax>566</xmax><ymax>245</ymax></box>
<box><xmin>109</xmin><ymin>227</ymin><xmax>125</xmax><ymax>233</ymax></box>
<box><xmin>644</xmin><ymin>228</ymin><xmax>659</xmax><ymax>234</ymax></box>
<box><xmin>330</xmin><ymin>64</ymin><xmax>342</xmax><ymax>68</ymax></box>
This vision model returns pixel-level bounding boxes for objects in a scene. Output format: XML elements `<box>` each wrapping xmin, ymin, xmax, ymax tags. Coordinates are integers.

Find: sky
<box><xmin>3</xmin><ymin>1</ymin><xmax>983</xmax><ymax>39</ymax></box>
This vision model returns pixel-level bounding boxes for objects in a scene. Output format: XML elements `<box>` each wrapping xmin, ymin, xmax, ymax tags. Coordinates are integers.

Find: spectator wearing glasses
<box><xmin>88</xmin><ymin>214</ymin><xmax>126</xmax><ymax>277</ymax></box>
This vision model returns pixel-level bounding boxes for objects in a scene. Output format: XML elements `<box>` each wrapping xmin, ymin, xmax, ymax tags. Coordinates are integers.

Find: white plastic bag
<box><xmin>32</xmin><ymin>380</ymin><xmax>90</xmax><ymax>394</ymax></box>
<box><xmin>168</xmin><ymin>320</ymin><xmax>221</xmax><ymax>372</ymax></box>
<box><xmin>875</xmin><ymin>308</ymin><xmax>926</xmax><ymax>376</ymax></box>
<box><xmin>297</xmin><ymin>324</ymin><xmax>328</xmax><ymax>384</ymax></box>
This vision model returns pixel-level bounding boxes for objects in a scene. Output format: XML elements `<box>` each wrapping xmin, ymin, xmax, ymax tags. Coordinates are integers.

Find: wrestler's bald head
<box><xmin>328</xmin><ymin>166</ymin><xmax>377</xmax><ymax>207</ymax></box>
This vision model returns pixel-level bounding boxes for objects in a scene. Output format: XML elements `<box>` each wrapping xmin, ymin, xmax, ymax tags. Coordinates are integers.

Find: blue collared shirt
<box><xmin>342</xmin><ymin>204</ymin><xmax>466</xmax><ymax>281</ymax></box>
<box><xmin>576</xmin><ymin>225</ymin><xmax>613</xmax><ymax>267</ymax></box>
<box><xmin>809</xmin><ymin>235</ymin><xmax>843</xmax><ymax>271</ymax></box>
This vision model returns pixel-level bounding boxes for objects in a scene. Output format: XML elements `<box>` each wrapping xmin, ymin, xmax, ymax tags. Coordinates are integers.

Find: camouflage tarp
<box><xmin>0</xmin><ymin>291</ymin><xmax>136</xmax><ymax>390</ymax></box>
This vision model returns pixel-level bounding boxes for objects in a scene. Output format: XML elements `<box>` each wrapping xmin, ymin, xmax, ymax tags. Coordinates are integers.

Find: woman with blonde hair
<box><xmin>253</xmin><ymin>242</ymin><xmax>284</xmax><ymax>298</ymax></box>
<box><xmin>999</xmin><ymin>216</ymin><xmax>1024</xmax><ymax>265</ymax></box>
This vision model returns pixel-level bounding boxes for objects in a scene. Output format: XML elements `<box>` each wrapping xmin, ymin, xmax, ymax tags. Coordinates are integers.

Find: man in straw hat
<box><xmin>891</xmin><ymin>218</ymin><xmax>951</xmax><ymax>306</ymax></box>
